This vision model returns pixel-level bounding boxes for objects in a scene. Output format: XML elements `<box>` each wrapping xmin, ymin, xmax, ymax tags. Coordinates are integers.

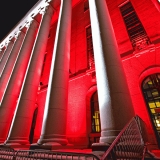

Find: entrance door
<box><xmin>142</xmin><ymin>73</ymin><xmax>160</xmax><ymax>146</ymax></box>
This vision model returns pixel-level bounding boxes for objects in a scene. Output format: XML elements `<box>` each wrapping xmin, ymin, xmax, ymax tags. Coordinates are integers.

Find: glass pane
<box><xmin>152</xmin><ymin>89</ymin><xmax>159</xmax><ymax>97</ymax></box>
<box><xmin>149</xmin><ymin>102</ymin><xmax>156</xmax><ymax>108</ymax></box>
<box><xmin>151</xmin><ymin>109</ymin><xmax>155</xmax><ymax>113</ymax></box>
<box><xmin>147</xmin><ymin>91</ymin><xmax>152</xmax><ymax>98</ymax></box>
<box><xmin>156</xmin><ymin>101</ymin><xmax>160</xmax><ymax>107</ymax></box>
<box><xmin>91</xmin><ymin>92</ymin><xmax>101</xmax><ymax>133</ymax></box>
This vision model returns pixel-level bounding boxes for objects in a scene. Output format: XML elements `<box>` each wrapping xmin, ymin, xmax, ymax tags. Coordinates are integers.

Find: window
<box><xmin>84</xmin><ymin>0</ymin><xmax>89</xmax><ymax>12</ymax></box>
<box><xmin>142</xmin><ymin>73</ymin><xmax>160</xmax><ymax>146</ymax></box>
<box><xmin>29</xmin><ymin>107</ymin><xmax>38</xmax><ymax>144</ymax></box>
<box><xmin>91</xmin><ymin>92</ymin><xmax>101</xmax><ymax>133</ymax></box>
<box><xmin>41</xmin><ymin>53</ymin><xmax>47</xmax><ymax>77</ymax></box>
<box><xmin>86</xmin><ymin>26</ymin><xmax>95</xmax><ymax>69</ymax></box>
<box><xmin>119</xmin><ymin>1</ymin><xmax>150</xmax><ymax>51</ymax></box>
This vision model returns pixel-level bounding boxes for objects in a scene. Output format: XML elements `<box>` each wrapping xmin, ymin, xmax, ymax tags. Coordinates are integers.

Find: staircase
<box><xmin>0</xmin><ymin>116</ymin><xmax>158</xmax><ymax>160</ymax></box>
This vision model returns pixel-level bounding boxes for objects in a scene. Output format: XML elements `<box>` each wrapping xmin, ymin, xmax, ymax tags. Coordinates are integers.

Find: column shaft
<box><xmin>37</xmin><ymin>0</ymin><xmax>72</xmax><ymax>147</ymax></box>
<box><xmin>0</xmin><ymin>41</ymin><xmax>14</xmax><ymax>76</ymax></box>
<box><xmin>89</xmin><ymin>0</ymin><xmax>135</xmax><ymax>144</ymax></box>
<box><xmin>0</xmin><ymin>32</ymin><xmax>26</xmax><ymax>102</ymax></box>
<box><xmin>5</xmin><ymin>5</ymin><xmax>54</xmax><ymax>145</ymax></box>
<box><xmin>0</xmin><ymin>20</ymin><xmax>39</xmax><ymax>143</ymax></box>
<box><xmin>0</xmin><ymin>48</ymin><xmax>6</xmax><ymax>62</ymax></box>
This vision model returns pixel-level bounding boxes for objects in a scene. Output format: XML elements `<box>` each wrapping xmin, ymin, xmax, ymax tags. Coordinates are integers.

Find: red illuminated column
<box><xmin>37</xmin><ymin>0</ymin><xmax>71</xmax><ymax>148</ymax></box>
<box><xmin>5</xmin><ymin>5</ymin><xmax>54</xmax><ymax>146</ymax></box>
<box><xmin>0</xmin><ymin>31</ymin><xmax>26</xmax><ymax>102</ymax></box>
<box><xmin>89</xmin><ymin>0</ymin><xmax>135</xmax><ymax>146</ymax></box>
<box><xmin>0</xmin><ymin>40</ymin><xmax>15</xmax><ymax>76</ymax></box>
<box><xmin>0</xmin><ymin>20</ymin><xmax>39</xmax><ymax>143</ymax></box>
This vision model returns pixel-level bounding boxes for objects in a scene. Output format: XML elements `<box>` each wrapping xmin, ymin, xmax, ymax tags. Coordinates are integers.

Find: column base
<box><xmin>30</xmin><ymin>142</ymin><xmax>74</xmax><ymax>150</ymax></box>
<box><xmin>0</xmin><ymin>142</ymin><xmax>30</xmax><ymax>150</ymax></box>
<box><xmin>100</xmin><ymin>130</ymin><xmax>121</xmax><ymax>144</ymax></box>
<box><xmin>0</xmin><ymin>137</ymin><xmax>7</xmax><ymax>144</ymax></box>
<box><xmin>91</xmin><ymin>142</ymin><xmax>110</xmax><ymax>152</ymax></box>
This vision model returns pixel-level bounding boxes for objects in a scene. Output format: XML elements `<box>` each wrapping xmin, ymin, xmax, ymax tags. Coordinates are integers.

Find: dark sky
<box><xmin>0</xmin><ymin>0</ymin><xmax>39</xmax><ymax>42</ymax></box>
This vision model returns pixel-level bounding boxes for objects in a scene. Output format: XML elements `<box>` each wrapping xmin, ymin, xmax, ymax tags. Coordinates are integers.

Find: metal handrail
<box><xmin>0</xmin><ymin>116</ymin><xmax>146</xmax><ymax>160</ymax></box>
<box><xmin>14</xmin><ymin>149</ymin><xmax>100</xmax><ymax>160</ymax></box>
<box><xmin>101</xmin><ymin>115</ymin><xmax>146</xmax><ymax>160</ymax></box>
<box><xmin>0</xmin><ymin>147</ymin><xmax>15</xmax><ymax>160</ymax></box>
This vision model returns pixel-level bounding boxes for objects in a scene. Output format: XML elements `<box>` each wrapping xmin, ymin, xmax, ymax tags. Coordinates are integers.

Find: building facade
<box><xmin>0</xmin><ymin>0</ymin><xmax>160</xmax><ymax>150</ymax></box>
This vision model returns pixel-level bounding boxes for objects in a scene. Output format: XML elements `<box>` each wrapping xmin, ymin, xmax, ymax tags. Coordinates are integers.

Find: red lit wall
<box><xmin>33</xmin><ymin>0</ymin><xmax>160</xmax><ymax>147</ymax></box>
<box><xmin>107</xmin><ymin>0</ymin><xmax>160</xmax><ymax>145</ymax></box>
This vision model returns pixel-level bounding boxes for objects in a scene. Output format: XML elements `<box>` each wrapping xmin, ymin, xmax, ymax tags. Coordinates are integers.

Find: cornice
<box><xmin>0</xmin><ymin>0</ymin><xmax>59</xmax><ymax>49</ymax></box>
<box><xmin>0</xmin><ymin>0</ymin><xmax>82</xmax><ymax>49</ymax></box>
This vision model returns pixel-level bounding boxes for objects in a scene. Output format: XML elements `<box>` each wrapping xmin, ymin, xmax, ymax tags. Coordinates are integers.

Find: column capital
<box><xmin>14</xmin><ymin>31</ymin><xmax>22</xmax><ymax>39</ymax></box>
<box><xmin>4</xmin><ymin>37</ymin><xmax>15</xmax><ymax>48</ymax></box>
<box><xmin>25</xmin><ymin>19</ymin><xmax>34</xmax><ymax>28</ymax></box>
<box><xmin>39</xmin><ymin>3</ymin><xmax>55</xmax><ymax>16</ymax></box>
<box><xmin>4</xmin><ymin>40</ymin><xmax>11</xmax><ymax>47</ymax></box>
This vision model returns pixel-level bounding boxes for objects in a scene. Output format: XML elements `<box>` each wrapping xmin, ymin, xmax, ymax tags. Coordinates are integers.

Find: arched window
<box><xmin>91</xmin><ymin>92</ymin><xmax>101</xmax><ymax>133</ymax></box>
<box><xmin>142</xmin><ymin>73</ymin><xmax>160</xmax><ymax>145</ymax></box>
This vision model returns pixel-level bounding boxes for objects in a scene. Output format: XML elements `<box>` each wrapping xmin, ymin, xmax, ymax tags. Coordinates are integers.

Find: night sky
<box><xmin>0</xmin><ymin>0</ymin><xmax>39</xmax><ymax>42</ymax></box>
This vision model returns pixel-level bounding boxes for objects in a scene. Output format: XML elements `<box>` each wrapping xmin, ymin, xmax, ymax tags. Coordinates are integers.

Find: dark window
<box><xmin>142</xmin><ymin>73</ymin><xmax>160</xmax><ymax>146</ymax></box>
<box><xmin>119</xmin><ymin>1</ymin><xmax>150</xmax><ymax>51</ymax></box>
<box><xmin>29</xmin><ymin>107</ymin><xmax>38</xmax><ymax>144</ymax></box>
<box><xmin>84</xmin><ymin>0</ymin><xmax>89</xmax><ymax>12</ymax></box>
<box><xmin>91</xmin><ymin>92</ymin><xmax>101</xmax><ymax>133</ymax></box>
<box><xmin>48</xmin><ymin>33</ymin><xmax>51</xmax><ymax>38</ymax></box>
<box><xmin>86</xmin><ymin>26</ymin><xmax>95</xmax><ymax>69</ymax></box>
<box><xmin>41</xmin><ymin>53</ymin><xmax>47</xmax><ymax>76</ymax></box>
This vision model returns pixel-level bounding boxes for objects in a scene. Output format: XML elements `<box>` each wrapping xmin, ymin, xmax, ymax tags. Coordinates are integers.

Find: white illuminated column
<box><xmin>0</xmin><ymin>40</ymin><xmax>15</xmax><ymax>77</ymax></box>
<box><xmin>5</xmin><ymin>4</ymin><xmax>54</xmax><ymax>146</ymax></box>
<box><xmin>0</xmin><ymin>20</ymin><xmax>39</xmax><ymax>143</ymax></box>
<box><xmin>0</xmin><ymin>31</ymin><xmax>26</xmax><ymax>102</ymax></box>
<box><xmin>0</xmin><ymin>48</ymin><xmax>6</xmax><ymax>62</ymax></box>
<box><xmin>36</xmin><ymin>0</ymin><xmax>72</xmax><ymax>148</ymax></box>
<box><xmin>89</xmin><ymin>0</ymin><xmax>135</xmax><ymax>146</ymax></box>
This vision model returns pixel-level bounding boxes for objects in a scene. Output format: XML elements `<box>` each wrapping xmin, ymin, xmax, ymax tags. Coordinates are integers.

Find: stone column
<box><xmin>0</xmin><ymin>48</ymin><xmax>6</xmax><ymax>62</ymax></box>
<box><xmin>5</xmin><ymin>4</ymin><xmax>54</xmax><ymax>146</ymax></box>
<box><xmin>0</xmin><ymin>20</ymin><xmax>39</xmax><ymax>143</ymax></box>
<box><xmin>0</xmin><ymin>40</ymin><xmax>14</xmax><ymax>77</ymax></box>
<box><xmin>88</xmin><ymin>0</ymin><xmax>135</xmax><ymax>146</ymax></box>
<box><xmin>37</xmin><ymin>0</ymin><xmax>72</xmax><ymax>148</ymax></box>
<box><xmin>0</xmin><ymin>31</ymin><xmax>26</xmax><ymax>102</ymax></box>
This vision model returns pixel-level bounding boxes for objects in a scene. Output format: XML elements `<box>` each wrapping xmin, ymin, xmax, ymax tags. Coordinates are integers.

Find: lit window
<box><xmin>91</xmin><ymin>92</ymin><xmax>101</xmax><ymax>133</ymax></box>
<box><xmin>86</xmin><ymin>26</ymin><xmax>95</xmax><ymax>69</ymax></box>
<box><xmin>142</xmin><ymin>73</ymin><xmax>160</xmax><ymax>144</ymax></box>
<box><xmin>119</xmin><ymin>1</ymin><xmax>150</xmax><ymax>51</ymax></box>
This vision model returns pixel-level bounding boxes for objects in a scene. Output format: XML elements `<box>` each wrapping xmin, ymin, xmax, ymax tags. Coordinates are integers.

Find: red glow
<box><xmin>0</xmin><ymin>0</ymin><xmax>160</xmax><ymax>148</ymax></box>
<box><xmin>0</xmin><ymin>24</ymin><xmax>39</xmax><ymax>143</ymax></box>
